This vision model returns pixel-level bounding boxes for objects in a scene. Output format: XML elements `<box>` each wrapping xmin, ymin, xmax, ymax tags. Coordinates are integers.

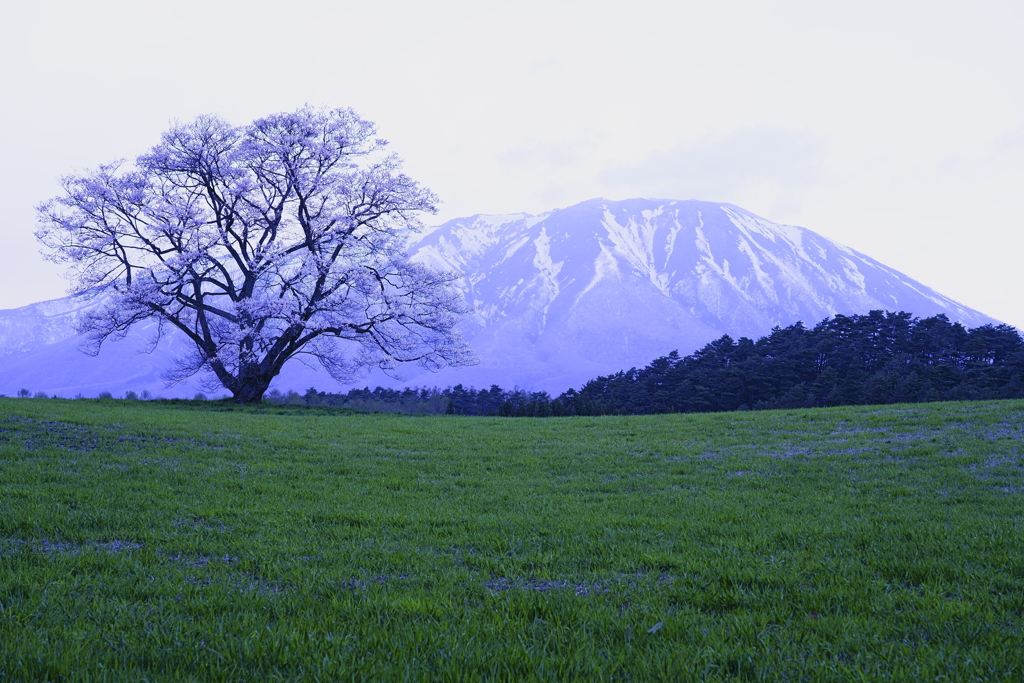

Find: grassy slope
<box><xmin>1</xmin><ymin>398</ymin><xmax>1022</xmax><ymax>681</ymax></box>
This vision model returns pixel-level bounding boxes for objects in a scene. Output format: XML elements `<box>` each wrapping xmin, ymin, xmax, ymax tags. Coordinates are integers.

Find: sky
<box><xmin>2</xmin><ymin>0</ymin><xmax>1023</xmax><ymax>325</ymax></box>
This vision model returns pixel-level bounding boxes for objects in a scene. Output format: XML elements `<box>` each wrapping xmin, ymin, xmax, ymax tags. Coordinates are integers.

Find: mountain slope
<box><xmin>0</xmin><ymin>198</ymin><xmax>1000</xmax><ymax>397</ymax></box>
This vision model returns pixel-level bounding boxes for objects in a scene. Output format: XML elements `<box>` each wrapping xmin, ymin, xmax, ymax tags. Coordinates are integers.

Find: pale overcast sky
<box><xmin>2</xmin><ymin>0</ymin><xmax>1022</xmax><ymax>325</ymax></box>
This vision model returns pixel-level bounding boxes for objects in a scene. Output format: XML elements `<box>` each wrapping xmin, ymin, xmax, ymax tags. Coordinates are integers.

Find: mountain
<box><xmin>405</xmin><ymin>198</ymin><xmax>997</xmax><ymax>391</ymax></box>
<box><xmin>0</xmin><ymin>198</ymin><xmax>1001</xmax><ymax>398</ymax></box>
<box><xmin>0</xmin><ymin>294</ymin><xmax>194</xmax><ymax>398</ymax></box>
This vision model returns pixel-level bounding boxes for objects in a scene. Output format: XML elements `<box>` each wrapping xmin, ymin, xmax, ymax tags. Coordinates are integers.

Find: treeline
<box><xmin>266</xmin><ymin>311</ymin><xmax>1024</xmax><ymax>416</ymax></box>
<box><xmin>266</xmin><ymin>385</ymin><xmax>568</xmax><ymax>416</ymax></box>
<box><xmin>567</xmin><ymin>310</ymin><xmax>1024</xmax><ymax>414</ymax></box>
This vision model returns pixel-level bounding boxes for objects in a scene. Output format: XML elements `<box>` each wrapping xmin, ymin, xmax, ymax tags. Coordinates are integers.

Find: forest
<box><xmin>275</xmin><ymin>310</ymin><xmax>1024</xmax><ymax>416</ymax></box>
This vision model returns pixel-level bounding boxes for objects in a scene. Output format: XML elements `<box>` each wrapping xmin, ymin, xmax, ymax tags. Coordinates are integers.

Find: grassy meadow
<box><xmin>1</xmin><ymin>397</ymin><xmax>1023</xmax><ymax>681</ymax></box>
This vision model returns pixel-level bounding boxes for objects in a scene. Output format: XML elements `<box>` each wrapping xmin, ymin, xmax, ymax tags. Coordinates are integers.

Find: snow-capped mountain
<box><xmin>0</xmin><ymin>198</ymin><xmax>1000</xmax><ymax>397</ymax></box>
<box><xmin>0</xmin><ymin>294</ymin><xmax>195</xmax><ymax>398</ymax></box>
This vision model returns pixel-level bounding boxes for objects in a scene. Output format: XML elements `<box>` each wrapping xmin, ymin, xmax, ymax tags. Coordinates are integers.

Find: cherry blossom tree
<box><xmin>36</xmin><ymin>107</ymin><xmax>475</xmax><ymax>402</ymax></box>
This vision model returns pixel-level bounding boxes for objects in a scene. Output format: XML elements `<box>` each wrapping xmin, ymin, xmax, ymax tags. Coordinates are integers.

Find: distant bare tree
<box><xmin>37</xmin><ymin>107</ymin><xmax>475</xmax><ymax>402</ymax></box>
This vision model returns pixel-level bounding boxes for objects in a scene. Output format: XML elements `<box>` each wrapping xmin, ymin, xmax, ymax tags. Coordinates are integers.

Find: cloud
<box><xmin>597</xmin><ymin>128</ymin><xmax>825</xmax><ymax>210</ymax></box>
<box><xmin>990</xmin><ymin>126</ymin><xmax>1024</xmax><ymax>159</ymax></box>
<box><xmin>497</xmin><ymin>130</ymin><xmax>605</xmax><ymax>169</ymax></box>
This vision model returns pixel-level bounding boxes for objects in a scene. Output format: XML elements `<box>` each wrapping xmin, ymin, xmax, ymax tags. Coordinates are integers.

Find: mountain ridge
<box><xmin>0</xmin><ymin>198</ymin><xmax>1001</xmax><ymax>397</ymax></box>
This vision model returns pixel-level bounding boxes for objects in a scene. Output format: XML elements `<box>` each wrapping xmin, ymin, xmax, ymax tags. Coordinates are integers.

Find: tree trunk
<box><xmin>230</xmin><ymin>375</ymin><xmax>273</xmax><ymax>404</ymax></box>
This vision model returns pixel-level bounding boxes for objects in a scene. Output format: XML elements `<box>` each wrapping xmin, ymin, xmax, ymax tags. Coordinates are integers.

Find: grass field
<box><xmin>1</xmin><ymin>398</ymin><xmax>1023</xmax><ymax>681</ymax></box>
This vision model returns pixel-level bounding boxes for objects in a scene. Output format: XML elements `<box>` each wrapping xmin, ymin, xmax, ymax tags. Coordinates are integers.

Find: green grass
<box><xmin>1</xmin><ymin>398</ymin><xmax>1022</xmax><ymax>681</ymax></box>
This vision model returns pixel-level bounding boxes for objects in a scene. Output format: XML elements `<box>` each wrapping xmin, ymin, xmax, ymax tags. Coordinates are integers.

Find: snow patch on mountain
<box><xmin>531</xmin><ymin>227</ymin><xmax>562</xmax><ymax>329</ymax></box>
<box><xmin>576</xmin><ymin>241</ymin><xmax>620</xmax><ymax>305</ymax></box>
